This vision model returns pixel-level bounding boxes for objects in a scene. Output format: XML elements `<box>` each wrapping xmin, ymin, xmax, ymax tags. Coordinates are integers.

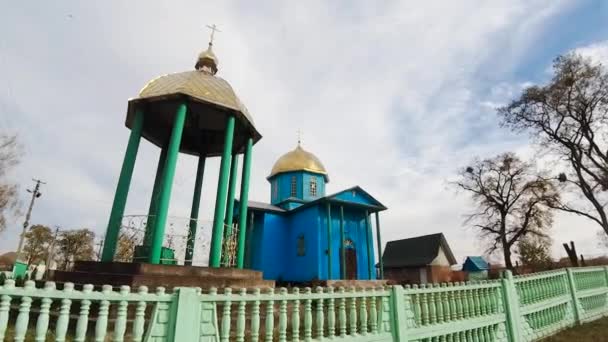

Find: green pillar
<box><xmin>339</xmin><ymin>206</ymin><xmax>346</xmax><ymax>279</ymax></box>
<box><xmin>209</xmin><ymin>115</ymin><xmax>236</xmax><ymax>267</ymax></box>
<box><xmin>221</xmin><ymin>153</ymin><xmax>239</xmax><ymax>266</ymax></box>
<box><xmin>236</xmin><ymin>138</ymin><xmax>253</xmax><ymax>269</ymax></box>
<box><xmin>101</xmin><ymin>109</ymin><xmax>144</xmax><ymax>262</ymax></box>
<box><xmin>185</xmin><ymin>155</ymin><xmax>205</xmax><ymax>266</ymax></box>
<box><xmin>326</xmin><ymin>202</ymin><xmax>333</xmax><ymax>280</ymax></box>
<box><xmin>375</xmin><ymin>212</ymin><xmax>383</xmax><ymax>279</ymax></box>
<box><xmin>365</xmin><ymin>211</ymin><xmax>374</xmax><ymax>279</ymax></box>
<box><xmin>148</xmin><ymin>104</ymin><xmax>187</xmax><ymax>264</ymax></box>
<box><xmin>223</xmin><ymin>154</ymin><xmax>240</xmax><ymax>237</ymax></box>
<box><xmin>144</xmin><ymin>146</ymin><xmax>168</xmax><ymax>247</ymax></box>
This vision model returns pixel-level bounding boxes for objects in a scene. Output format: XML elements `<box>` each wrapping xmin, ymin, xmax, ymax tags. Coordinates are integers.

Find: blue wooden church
<box><xmin>239</xmin><ymin>142</ymin><xmax>387</xmax><ymax>282</ymax></box>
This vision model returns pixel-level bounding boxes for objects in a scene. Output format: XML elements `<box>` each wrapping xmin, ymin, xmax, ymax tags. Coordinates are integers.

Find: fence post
<box><xmin>501</xmin><ymin>270</ymin><xmax>522</xmax><ymax>342</ymax></box>
<box><xmin>565</xmin><ymin>268</ymin><xmax>581</xmax><ymax>325</ymax></box>
<box><xmin>390</xmin><ymin>285</ymin><xmax>408</xmax><ymax>342</ymax></box>
<box><xmin>169</xmin><ymin>287</ymin><xmax>205</xmax><ymax>341</ymax></box>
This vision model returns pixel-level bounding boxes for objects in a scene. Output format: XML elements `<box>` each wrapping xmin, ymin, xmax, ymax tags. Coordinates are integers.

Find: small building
<box><xmin>382</xmin><ymin>233</ymin><xmax>457</xmax><ymax>284</ymax></box>
<box><xmin>462</xmin><ymin>256</ymin><xmax>489</xmax><ymax>280</ymax></box>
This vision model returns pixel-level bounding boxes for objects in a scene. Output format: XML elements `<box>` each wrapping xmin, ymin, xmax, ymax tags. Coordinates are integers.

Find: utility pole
<box><xmin>15</xmin><ymin>178</ymin><xmax>45</xmax><ymax>261</ymax></box>
<box><xmin>45</xmin><ymin>226</ymin><xmax>60</xmax><ymax>268</ymax></box>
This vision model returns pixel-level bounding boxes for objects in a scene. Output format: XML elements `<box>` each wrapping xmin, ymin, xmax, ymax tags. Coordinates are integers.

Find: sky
<box><xmin>1</xmin><ymin>0</ymin><xmax>608</xmax><ymax>265</ymax></box>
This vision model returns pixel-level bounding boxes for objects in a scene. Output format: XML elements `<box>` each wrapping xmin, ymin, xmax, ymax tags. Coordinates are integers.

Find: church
<box><xmin>238</xmin><ymin>142</ymin><xmax>387</xmax><ymax>282</ymax></box>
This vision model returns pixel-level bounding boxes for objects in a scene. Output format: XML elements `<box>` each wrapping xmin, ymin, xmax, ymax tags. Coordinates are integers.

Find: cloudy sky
<box><xmin>1</xmin><ymin>1</ymin><xmax>608</xmax><ymax>265</ymax></box>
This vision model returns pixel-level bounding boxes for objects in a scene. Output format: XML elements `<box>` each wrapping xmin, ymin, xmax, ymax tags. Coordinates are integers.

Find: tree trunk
<box><xmin>503</xmin><ymin>244</ymin><xmax>514</xmax><ymax>270</ymax></box>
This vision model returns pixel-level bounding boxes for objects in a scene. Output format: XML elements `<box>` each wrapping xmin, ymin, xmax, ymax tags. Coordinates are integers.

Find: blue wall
<box><xmin>319</xmin><ymin>205</ymin><xmax>376</xmax><ymax>281</ymax></box>
<box><xmin>269</xmin><ymin>171</ymin><xmax>326</xmax><ymax>207</ymax></box>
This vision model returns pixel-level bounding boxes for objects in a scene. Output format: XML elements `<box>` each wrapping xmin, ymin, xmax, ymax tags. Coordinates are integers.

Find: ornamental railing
<box><xmin>0</xmin><ymin>266</ymin><xmax>607</xmax><ymax>341</ymax></box>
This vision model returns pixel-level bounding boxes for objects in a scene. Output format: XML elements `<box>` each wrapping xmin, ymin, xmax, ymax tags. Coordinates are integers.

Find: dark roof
<box><xmin>382</xmin><ymin>233</ymin><xmax>457</xmax><ymax>268</ymax></box>
<box><xmin>462</xmin><ymin>256</ymin><xmax>489</xmax><ymax>271</ymax></box>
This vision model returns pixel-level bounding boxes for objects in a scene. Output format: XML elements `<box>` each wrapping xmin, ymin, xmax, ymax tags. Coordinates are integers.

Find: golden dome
<box><xmin>136</xmin><ymin>69</ymin><xmax>254</xmax><ymax>125</ymax></box>
<box><xmin>269</xmin><ymin>144</ymin><xmax>328</xmax><ymax>181</ymax></box>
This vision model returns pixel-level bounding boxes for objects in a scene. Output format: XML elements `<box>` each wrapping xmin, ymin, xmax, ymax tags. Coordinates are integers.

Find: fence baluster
<box><xmin>369</xmin><ymin>288</ymin><xmax>378</xmax><ymax>333</ymax></box>
<box><xmin>413</xmin><ymin>285</ymin><xmax>422</xmax><ymax>325</ymax></box>
<box><xmin>265</xmin><ymin>288</ymin><xmax>275</xmax><ymax>342</ymax></box>
<box><xmin>292</xmin><ymin>288</ymin><xmax>301</xmax><ymax>342</ymax></box>
<box><xmin>428</xmin><ymin>286</ymin><xmax>436</xmax><ymax>324</ymax></box>
<box><xmin>252</xmin><ymin>288</ymin><xmax>261</xmax><ymax>342</ymax></box>
<box><xmin>15</xmin><ymin>281</ymin><xmax>35</xmax><ymax>342</ymax></box>
<box><xmin>349</xmin><ymin>287</ymin><xmax>358</xmax><ymax>335</ymax></box>
<box><xmin>315</xmin><ymin>287</ymin><xmax>325</xmax><ymax>339</ymax></box>
<box><xmin>455</xmin><ymin>285</ymin><xmax>463</xmax><ymax>320</ymax></box>
<box><xmin>75</xmin><ymin>284</ymin><xmax>94</xmax><ymax>342</ymax></box>
<box><xmin>304</xmin><ymin>287</ymin><xmax>313</xmax><ymax>341</ymax></box>
<box><xmin>236</xmin><ymin>288</ymin><xmax>247</xmax><ymax>342</ymax></box>
<box><xmin>279</xmin><ymin>288</ymin><xmax>288</xmax><ymax>342</ymax></box>
<box><xmin>448</xmin><ymin>284</ymin><xmax>456</xmax><ymax>321</ymax></box>
<box><xmin>473</xmin><ymin>287</ymin><xmax>481</xmax><ymax>317</ymax></box>
<box><xmin>113</xmin><ymin>285</ymin><xmax>130</xmax><ymax>342</ymax></box>
<box><xmin>95</xmin><ymin>284</ymin><xmax>113</xmax><ymax>342</ymax></box>
<box><xmin>35</xmin><ymin>281</ymin><xmax>54</xmax><ymax>342</ymax></box>
<box><xmin>221</xmin><ymin>288</ymin><xmax>233</xmax><ymax>342</ymax></box>
<box><xmin>434</xmin><ymin>284</ymin><xmax>443</xmax><ymax>324</ymax></box>
<box><xmin>467</xmin><ymin>286</ymin><xmax>476</xmax><ymax>318</ymax></box>
<box><xmin>420</xmin><ymin>285</ymin><xmax>429</xmax><ymax>324</ymax></box>
<box><xmin>338</xmin><ymin>287</ymin><xmax>347</xmax><ymax>337</ymax></box>
<box><xmin>359</xmin><ymin>289</ymin><xmax>367</xmax><ymax>335</ymax></box>
<box><xmin>0</xmin><ymin>279</ymin><xmax>13</xmax><ymax>340</ymax></box>
<box><xmin>132</xmin><ymin>286</ymin><xmax>148</xmax><ymax>342</ymax></box>
<box><xmin>56</xmin><ymin>282</ymin><xmax>74</xmax><ymax>342</ymax></box>
<box><xmin>327</xmin><ymin>287</ymin><xmax>336</xmax><ymax>337</ymax></box>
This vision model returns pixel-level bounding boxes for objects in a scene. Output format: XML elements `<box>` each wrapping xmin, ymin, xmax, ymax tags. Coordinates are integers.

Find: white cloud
<box><xmin>1</xmin><ymin>0</ymin><xmax>604</xmax><ymax>267</ymax></box>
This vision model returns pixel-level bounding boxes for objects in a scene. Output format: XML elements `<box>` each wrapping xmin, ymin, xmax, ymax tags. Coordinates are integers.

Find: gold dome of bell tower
<box><xmin>268</xmin><ymin>142</ymin><xmax>329</xmax><ymax>181</ymax></box>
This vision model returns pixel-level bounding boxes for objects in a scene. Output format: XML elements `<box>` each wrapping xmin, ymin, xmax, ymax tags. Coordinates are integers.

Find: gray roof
<box><xmin>247</xmin><ymin>200</ymin><xmax>286</xmax><ymax>213</ymax></box>
<box><xmin>382</xmin><ymin>233</ymin><xmax>457</xmax><ymax>268</ymax></box>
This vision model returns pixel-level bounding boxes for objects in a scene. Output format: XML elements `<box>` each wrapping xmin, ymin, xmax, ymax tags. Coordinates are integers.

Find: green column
<box><xmin>144</xmin><ymin>146</ymin><xmax>168</xmax><ymax>247</ymax></box>
<box><xmin>339</xmin><ymin>206</ymin><xmax>346</xmax><ymax>279</ymax></box>
<box><xmin>326</xmin><ymin>202</ymin><xmax>333</xmax><ymax>280</ymax></box>
<box><xmin>185</xmin><ymin>155</ymin><xmax>205</xmax><ymax>266</ymax></box>
<box><xmin>148</xmin><ymin>104</ymin><xmax>187</xmax><ymax>264</ymax></box>
<box><xmin>236</xmin><ymin>138</ymin><xmax>253</xmax><ymax>269</ymax></box>
<box><xmin>221</xmin><ymin>153</ymin><xmax>239</xmax><ymax>266</ymax></box>
<box><xmin>101</xmin><ymin>109</ymin><xmax>144</xmax><ymax>262</ymax></box>
<box><xmin>209</xmin><ymin>115</ymin><xmax>236</xmax><ymax>267</ymax></box>
<box><xmin>365</xmin><ymin>211</ymin><xmax>374</xmax><ymax>279</ymax></box>
<box><xmin>375</xmin><ymin>212</ymin><xmax>384</xmax><ymax>279</ymax></box>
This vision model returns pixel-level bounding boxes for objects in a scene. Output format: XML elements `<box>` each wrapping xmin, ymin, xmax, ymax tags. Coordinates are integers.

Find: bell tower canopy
<box><xmin>125</xmin><ymin>27</ymin><xmax>260</xmax><ymax>157</ymax></box>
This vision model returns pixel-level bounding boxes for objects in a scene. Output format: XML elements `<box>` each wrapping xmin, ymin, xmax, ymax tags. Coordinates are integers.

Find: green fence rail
<box><xmin>0</xmin><ymin>266</ymin><xmax>606</xmax><ymax>341</ymax></box>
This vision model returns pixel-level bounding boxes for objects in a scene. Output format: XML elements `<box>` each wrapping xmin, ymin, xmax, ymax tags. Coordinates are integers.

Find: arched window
<box><xmin>297</xmin><ymin>235</ymin><xmax>306</xmax><ymax>256</ymax></box>
<box><xmin>310</xmin><ymin>178</ymin><xmax>317</xmax><ymax>197</ymax></box>
<box><xmin>290</xmin><ymin>176</ymin><xmax>297</xmax><ymax>197</ymax></box>
<box><xmin>272</xmin><ymin>180</ymin><xmax>278</xmax><ymax>200</ymax></box>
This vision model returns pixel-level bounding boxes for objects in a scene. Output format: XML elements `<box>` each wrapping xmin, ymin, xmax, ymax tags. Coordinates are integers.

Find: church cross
<box><xmin>206</xmin><ymin>24</ymin><xmax>221</xmax><ymax>44</ymax></box>
<box><xmin>297</xmin><ymin>129</ymin><xmax>303</xmax><ymax>146</ymax></box>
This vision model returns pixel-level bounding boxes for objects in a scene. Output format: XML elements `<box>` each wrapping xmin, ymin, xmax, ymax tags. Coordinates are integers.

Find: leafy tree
<box><xmin>23</xmin><ymin>224</ymin><xmax>53</xmax><ymax>265</ymax></box>
<box><xmin>56</xmin><ymin>229</ymin><xmax>95</xmax><ymax>270</ymax></box>
<box><xmin>0</xmin><ymin>133</ymin><xmax>22</xmax><ymax>232</ymax></box>
<box><xmin>454</xmin><ymin>153</ymin><xmax>559</xmax><ymax>269</ymax></box>
<box><xmin>499</xmin><ymin>54</ymin><xmax>608</xmax><ymax>237</ymax></box>
<box><xmin>115</xmin><ymin>232</ymin><xmax>137</xmax><ymax>262</ymax></box>
<box><xmin>517</xmin><ymin>236</ymin><xmax>553</xmax><ymax>270</ymax></box>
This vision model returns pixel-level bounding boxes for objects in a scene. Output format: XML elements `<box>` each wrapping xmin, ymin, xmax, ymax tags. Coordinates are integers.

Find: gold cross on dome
<box><xmin>206</xmin><ymin>24</ymin><xmax>221</xmax><ymax>44</ymax></box>
<box><xmin>297</xmin><ymin>129</ymin><xmax>303</xmax><ymax>146</ymax></box>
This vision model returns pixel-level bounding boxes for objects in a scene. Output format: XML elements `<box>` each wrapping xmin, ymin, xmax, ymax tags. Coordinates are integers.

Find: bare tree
<box><xmin>0</xmin><ymin>133</ymin><xmax>22</xmax><ymax>232</ymax></box>
<box><xmin>454</xmin><ymin>153</ymin><xmax>559</xmax><ymax>269</ymax></box>
<box><xmin>499</xmin><ymin>54</ymin><xmax>608</xmax><ymax>236</ymax></box>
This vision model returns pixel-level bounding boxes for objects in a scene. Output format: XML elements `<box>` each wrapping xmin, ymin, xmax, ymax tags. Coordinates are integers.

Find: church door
<box><xmin>344</xmin><ymin>248</ymin><xmax>357</xmax><ymax>280</ymax></box>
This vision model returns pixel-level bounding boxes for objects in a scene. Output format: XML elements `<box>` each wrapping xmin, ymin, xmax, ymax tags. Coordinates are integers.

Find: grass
<box><xmin>542</xmin><ymin>317</ymin><xmax>608</xmax><ymax>341</ymax></box>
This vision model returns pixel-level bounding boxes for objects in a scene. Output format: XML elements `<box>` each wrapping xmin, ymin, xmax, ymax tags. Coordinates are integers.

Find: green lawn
<box><xmin>542</xmin><ymin>317</ymin><xmax>608</xmax><ymax>342</ymax></box>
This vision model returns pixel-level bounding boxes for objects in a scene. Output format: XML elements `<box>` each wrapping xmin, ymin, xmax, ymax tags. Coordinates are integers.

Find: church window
<box><xmin>296</xmin><ymin>235</ymin><xmax>306</xmax><ymax>256</ymax></box>
<box><xmin>310</xmin><ymin>178</ymin><xmax>317</xmax><ymax>197</ymax></box>
<box><xmin>290</xmin><ymin>176</ymin><xmax>297</xmax><ymax>197</ymax></box>
<box><xmin>273</xmin><ymin>180</ymin><xmax>278</xmax><ymax>200</ymax></box>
